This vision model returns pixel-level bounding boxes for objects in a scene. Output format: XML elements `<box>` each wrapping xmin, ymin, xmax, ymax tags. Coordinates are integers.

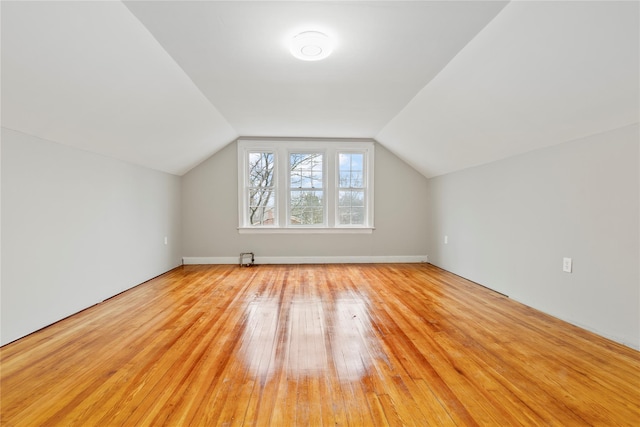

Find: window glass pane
<box><xmin>338</xmin><ymin>190</ymin><xmax>365</xmax><ymax>225</ymax></box>
<box><xmin>248</xmin><ymin>152</ymin><xmax>275</xmax><ymax>188</ymax></box>
<box><xmin>339</xmin><ymin>153</ymin><xmax>364</xmax><ymax>188</ymax></box>
<box><xmin>338</xmin><ymin>207</ymin><xmax>365</xmax><ymax>225</ymax></box>
<box><xmin>249</xmin><ymin>189</ymin><xmax>276</xmax><ymax>225</ymax></box>
<box><xmin>351</xmin><ymin>207</ymin><xmax>365</xmax><ymax>225</ymax></box>
<box><xmin>290</xmin><ymin>153</ymin><xmax>323</xmax><ymax>188</ymax></box>
<box><xmin>290</xmin><ymin>190</ymin><xmax>324</xmax><ymax>225</ymax></box>
<box><xmin>339</xmin><ymin>171</ymin><xmax>350</xmax><ymax>187</ymax></box>
<box><xmin>351</xmin><ymin>172</ymin><xmax>363</xmax><ymax>188</ymax></box>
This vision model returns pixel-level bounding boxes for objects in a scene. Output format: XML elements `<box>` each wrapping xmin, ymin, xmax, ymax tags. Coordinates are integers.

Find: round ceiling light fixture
<box><xmin>290</xmin><ymin>31</ymin><xmax>333</xmax><ymax>61</ymax></box>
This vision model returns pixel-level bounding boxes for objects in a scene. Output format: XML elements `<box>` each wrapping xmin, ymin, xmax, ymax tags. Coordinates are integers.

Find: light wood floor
<box><xmin>1</xmin><ymin>264</ymin><xmax>639</xmax><ymax>426</ymax></box>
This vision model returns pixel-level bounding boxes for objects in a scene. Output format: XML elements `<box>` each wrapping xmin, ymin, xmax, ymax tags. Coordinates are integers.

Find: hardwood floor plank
<box><xmin>2</xmin><ymin>263</ymin><xmax>639</xmax><ymax>426</ymax></box>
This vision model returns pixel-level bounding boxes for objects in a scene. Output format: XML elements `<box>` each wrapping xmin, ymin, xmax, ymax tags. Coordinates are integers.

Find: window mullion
<box><xmin>327</xmin><ymin>147</ymin><xmax>336</xmax><ymax>228</ymax></box>
<box><xmin>277</xmin><ymin>146</ymin><xmax>288</xmax><ymax>227</ymax></box>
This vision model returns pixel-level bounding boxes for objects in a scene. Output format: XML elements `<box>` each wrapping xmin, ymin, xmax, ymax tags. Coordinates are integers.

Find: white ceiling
<box><xmin>123</xmin><ymin>0</ymin><xmax>508</xmax><ymax>139</ymax></box>
<box><xmin>1</xmin><ymin>0</ymin><xmax>236</xmax><ymax>176</ymax></box>
<box><xmin>377</xmin><ymin>0</ymin><xmax>640</xmax><ymax>176</ymax></box>
<box><xmin>2</xmin><ymin>1</ymin><xmax>638</xmax><ymax>177</ymax></box>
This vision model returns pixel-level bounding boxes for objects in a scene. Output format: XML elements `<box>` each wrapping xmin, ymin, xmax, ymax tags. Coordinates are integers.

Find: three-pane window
<box><xmin>238</xmin><ymin>140</ymin><xmax>374</xmax><ymax>232</ymax></box>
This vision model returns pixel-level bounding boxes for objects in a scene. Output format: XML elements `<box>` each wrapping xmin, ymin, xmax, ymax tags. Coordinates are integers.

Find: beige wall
<box><xmin>427</xmin><ymin>124</ymin><xmax>639</xmax><ymax>349</ymax></box>
<box><xmin>182</xmin><ymin>141</ymin><xmax>429</xmax><ymax>261</ymax></box>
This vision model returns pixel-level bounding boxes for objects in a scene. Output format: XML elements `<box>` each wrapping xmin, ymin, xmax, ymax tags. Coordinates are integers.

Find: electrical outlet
<box><xmin>444</xmin><ymin>235</ymin><xmax>448</xmax><ymax>244</ymax></box>
<box><xmin>563</xmin><ymin>257</ymin><xmax>572</xmax><ymax>273</ymax></box>
<box><xmin>164</xmin><ymin>236</ymin><xmax>168</xmax><ymax>245</ymax></box>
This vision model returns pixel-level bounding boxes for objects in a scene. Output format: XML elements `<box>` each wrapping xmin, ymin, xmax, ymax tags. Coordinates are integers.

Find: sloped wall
<box><xmin>427</xmin><ymin>124</ymin><xmax>639</xmax><ymax>349</ymax></box>
<box><xmin>1</xmin><ymin>128</ymin><xmax>182</xmax><ymax>345</ymax></box>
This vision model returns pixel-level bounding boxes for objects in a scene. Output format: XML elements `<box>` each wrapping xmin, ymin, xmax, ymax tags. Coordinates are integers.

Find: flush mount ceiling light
<box><xmin>290</xmin><ymin>31</ymin><xmax>333</xmax><ymax>61</ymax></box>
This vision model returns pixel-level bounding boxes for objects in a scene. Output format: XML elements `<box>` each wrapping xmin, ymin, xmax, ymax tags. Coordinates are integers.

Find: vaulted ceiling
<box><xmin>2</xmin><ymin>1</ymin><xmax>638</xmax><ymax>177</ymax></box>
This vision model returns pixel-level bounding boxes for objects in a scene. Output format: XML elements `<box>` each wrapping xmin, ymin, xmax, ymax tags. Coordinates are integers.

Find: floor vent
<box><xmin>239</xmin><ymin>252</ymin><xmax>255</xmax><ymax>267</ymax></box>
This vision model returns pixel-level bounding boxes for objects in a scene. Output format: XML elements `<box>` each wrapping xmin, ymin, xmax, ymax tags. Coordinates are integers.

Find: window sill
<box><xmin>237</xmin><ymin>227</ymin><xmax>374</xmax><ymax>235</ymax></box>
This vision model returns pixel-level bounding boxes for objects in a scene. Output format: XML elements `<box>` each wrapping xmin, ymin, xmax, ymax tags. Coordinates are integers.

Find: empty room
<box><xmin>1</xmin><ymin>1</ymin><xmax>639</xmax><ymax>425</ymax></box>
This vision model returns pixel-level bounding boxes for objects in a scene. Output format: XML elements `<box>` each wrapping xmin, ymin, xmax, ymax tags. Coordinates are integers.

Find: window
<box><xmin>289</xmin><ymin>153</ymin><xmax>324</xmax><ymax>225</ymax></box>
<box><xmin>247</xmin><ymin>151</ymin><xmax>276</xmax><ymax>225</ymax></box>
<box><xmin>338</xmin><ymin>153</ymin><xmax>365</xmax><ymax>226</ymax></box>
<box><xmin>238</xmin><ymin>139</ymin><xmax>374</xmax><ymax>233</ymax></box>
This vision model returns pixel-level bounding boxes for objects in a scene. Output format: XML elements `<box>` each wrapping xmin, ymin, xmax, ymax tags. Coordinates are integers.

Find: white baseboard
<box><xmin>182</xmin><ymin>257</ymin><xmax>239</xmax><ymax>265</ymax></box>
<box><xmin>182</xmin><ymin>255</ymin><xmax>428</xmax><ymax>265</ymax></box>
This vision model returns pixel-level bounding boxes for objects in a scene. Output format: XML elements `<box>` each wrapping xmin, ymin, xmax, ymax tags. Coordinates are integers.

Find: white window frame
<box><xmin>287</xmin><ymin>150</ymin><xmax>326</xmax><ymax>227</ymax></box>
<box><xmin>238</xmin><ymin>139</ymin><xmax>374</xmax><ymax>234</ymax></box>
<box><xmin>336</xmin><ymin>150</ymin><xmax>369</xmax><ymax>228</ymax></box>
<box><xmin>243</xmin><ymin>149</ymin><xmax>278</xmax><ymax>227</ymax></box>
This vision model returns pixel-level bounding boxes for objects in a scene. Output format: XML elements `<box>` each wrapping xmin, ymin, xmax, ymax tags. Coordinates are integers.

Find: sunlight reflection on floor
<box><xmin>240</xmin><ymin>292</ymin><xmax>378</xmax><ymax>383</ymax></box>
